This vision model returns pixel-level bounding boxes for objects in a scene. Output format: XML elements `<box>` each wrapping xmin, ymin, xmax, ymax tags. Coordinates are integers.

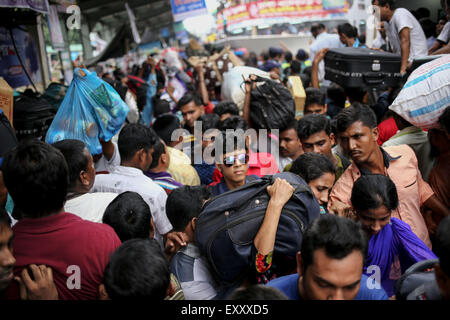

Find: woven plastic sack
<box><xmin>221</xmin><ymin>66</ymin><xmax>271</xmax><ymax>113</ymax></box>
<box><xmin>389</xmin><ymin>55</ymin><xmax>450</xmax><ymax>130</ymax></box>
<box><xmin>46</xmin><ymin>68</ymin><xmax>129</xmax><ymax>155</ymax></box>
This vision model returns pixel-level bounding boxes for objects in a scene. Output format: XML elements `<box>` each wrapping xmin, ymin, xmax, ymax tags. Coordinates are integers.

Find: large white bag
<box><xmin>221</xmin><ymin>66</ymin><xmax>271</xmax><ymax>113</ymax></box>
<box><xmin>389</xmin><ymin>55</ymin><xmax>450</xmax><ymax>129</ymax></box>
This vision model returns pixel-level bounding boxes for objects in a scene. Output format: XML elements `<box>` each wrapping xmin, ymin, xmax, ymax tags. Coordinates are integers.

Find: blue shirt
<box><xmin>141</xmin><ymin>73</ymin><xmax>157</xmax><ymax>126</ymax></box>
<box><xmin>267</xmin><ymin>273</ymin><xmax>389</xmax><ymax>300</ymax></box>
<box><xmin>209</xmin><ymin>175</ymin><xmax>259</xmax><ymax>197</ymax></box>
<box><xmin>352</xmin><ymin>38</ymin><xmax>367</xmax><ymax>48</ymax></box>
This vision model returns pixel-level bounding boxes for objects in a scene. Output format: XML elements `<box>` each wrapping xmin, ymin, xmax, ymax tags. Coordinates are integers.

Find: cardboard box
<box><xmin>0</xmin><ymin>77</ymin><xmax>14</xmax><ymax>127</ymax></box>
<box><xmin>287</xmin><ymin>76</ymin><xmax>306</xmax><ymax>119</ymax></box>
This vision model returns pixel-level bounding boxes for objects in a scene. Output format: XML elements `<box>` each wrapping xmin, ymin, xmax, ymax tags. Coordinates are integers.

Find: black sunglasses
<box><xmin>223</xmin><ymin>153</ymin><xmax>249</xmax><ymax>167</ymax></box>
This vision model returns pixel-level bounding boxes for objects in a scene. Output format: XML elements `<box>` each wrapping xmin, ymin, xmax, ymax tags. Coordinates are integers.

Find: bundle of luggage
<box><xmin>45</xmin><ymin>67</ymin><xmax>129</xmax><ymax>155</ymax></box>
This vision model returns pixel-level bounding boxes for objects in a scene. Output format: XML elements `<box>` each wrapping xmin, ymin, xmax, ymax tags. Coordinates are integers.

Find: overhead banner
<box><xmin>170</xmin><ymin>0</ymin><xmax>209</xmax><ymax>22</ymax></box>
<box><xmin>47</xmin><ymin>5</ymin><xmax>65</xmax><ymax>50</ymax></box>
<box><xmin>0</xmin><ymin>0</ymin><xmax>49</xmax><ymax>14</ymax></box>
<box><xmin>0</xmin><ymin>27</ymin><xmax>42</xmax><ymax>88</ymax></box>
<box><xmin>217</xmin><ymin>0</ymin><xmax>348</xmax><ymax>30</ymax></box>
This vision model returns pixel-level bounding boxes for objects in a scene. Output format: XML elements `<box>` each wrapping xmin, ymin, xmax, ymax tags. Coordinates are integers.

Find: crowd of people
<box><xmin>0</xmin><ymin>0</ymin><xmax>449</xmax><ymax>301</ymax></box>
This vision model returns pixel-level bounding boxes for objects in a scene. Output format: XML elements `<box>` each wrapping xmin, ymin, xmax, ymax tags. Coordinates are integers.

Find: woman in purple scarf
<box><xmin>351</xmin><ymin>174</ymin><xmax>437</xmax><ymax>298</ymax></box>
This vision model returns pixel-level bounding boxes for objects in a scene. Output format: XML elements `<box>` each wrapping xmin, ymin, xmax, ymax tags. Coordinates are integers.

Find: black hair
<box><xmin>118</xmin><ymin>124</ymin><xmax>157</xmax><ymax>162</ymax></box>
<box><xmin>156</xmin><ymin>68</ymin><xmax>166</xmax><ymax>91</ymax></box>
<box><xmin>420</xmin><ymin>18</ymin><xmax>437</xmax><ymax>38</ymax></box>
<box><xmin>290</xmin><ymin>153</ymin><xmax>335</xmax><ymax>183</ymax></box>
<box><xmin>435</xmin><ymin>216</ymin><xmax>450</xmax><ymax>277</ymax></box>
<box><xmin>166</xmin><ymin>186</ymin><xmax>211</xmax><ymax>232</ymax></box>
<box><xmin>102</xmin><ymin>192</ymin><xmax>152</xmax><ymax>242</ymax></box>
<box><xmin>269</xmin><ymin>47</ymin><xmax>282</xmax><ymax>59</ymax></box>
<box><xmin>113</xmin><ymin>69</ymin><xmax>125</xmax><ymax>81</ymax></box>
<box><xmin>149</xmin><ymin>138</ymin><xmax>165</xmax><ymax>170</ymax></box>
<box><xmin>218</xmin><ymin>131</ymin><xmax>248</xmax><ymax>157</ymax></box>
<box><xmin>335</xmin><ymin>103</ymin><xmax>377</xmax><ymax>134</ymax></box>
<box><xmin>177</xmin><ymin>92</ymin><xmax>203</xmax><ymax>110</ymax></box>
<box><xmin>213</xmin><ymin>101</ymin><xmax>239</xmax><ymax>118</ymax></box>
<box><xmin>338</xmin><ymin>23</ymin><xmax>358</xmax><ymax>39</ymax></box>
<box><xmin>152</xmin><ymin>114</ymin><xmax>181</xmax><ymax>146</ymax></box>
<box><xmin>1</xmin><ymin>140</ymin><xmax>68</xmax><ymax>218</ymax></box>
<box><xmin>305</xmin><ymin>87</ymin><xmax>326</xmax><ymax>108</ymax></box>
<box><xmin>153</xmin><ymin>99</ymin><xmax>171</xmax><ymax>118</ymax></box>
<box><xmin>0</xmin><ymin>206</ymin><xmax>11</xmax><ymax>227</ymax></box>
<box><xmin>311</xmin><ymin>23</ymin><xmax>326</xmax><ymax>34</ymax></box>
<box><xmin>219</xmin><ymin>116</ymin><xmax>249</xmax><ymax>131</ymax></box>
<box><xmin>301</xmin><ymin>214</ymin><xmax>368</xmax><ymax>272</ymax></box>
<box><xmin>416</xmin><ymin>7</ymin><xmax>431</xmax><ymax>19</ymax></box>
<box><xmin>198</xmin><ymin>113</ymin><xmax>220</xmax><ymax>133</ymax></box>
<box><xmin>284</xmin><ymin>51</ymin><xmax>293</xmax><ymax>63</ymax></box>
<box><xmin>372</xmin><ymin>0</ymin><xmax>396</xmax><ymax>10</ymax></box>
<box><xmin>281</xmin><ymin>118</ymin><xmax>299</xmax><ymax>134</ymax></box>
<box><xmin>228</xmin><ymin>285</ymin><xmax>288</xmax><ymax>300</ymax></box>
<box><xmin>344</xmin><ymin>87</ymin><xmax>367</xmax><ymax>103</ymax></box>
<box><xmin>439</xmin><ymin>106</ymin><xmax>450</xmax><ymax>134</ymax></box>
<box><xmin>351</xmin><ymin>174</ymin><xmax>399</xmax><ymax>214</ymax></box>
<box><xmin>103</xmin><ymin>238</ymin><xmax>170</xmax><ymax>299</ymax></box>
<box><xmin>52</xmin><ymin>139</ymin><xmax>88</xmax><ymax>190</ymax></box>
<box><xmin>290</xmin><ymin>60</ymin><xmax>302</xmax><ymax>74</ymax></box>
<box><xmin>297</xmin><ymin>114</ymin><xmax>332</xmax><ymax>141</ymax></box>
<box><xmin>327</xmin><ymin>84</ymin><xmax>346</xmax><ymax>109</ymax></box>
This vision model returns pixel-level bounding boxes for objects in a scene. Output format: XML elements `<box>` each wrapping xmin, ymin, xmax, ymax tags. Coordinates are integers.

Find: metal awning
<box><xmin>78</xmin><ymin>0</ymin><xmax>174</xmax><ymax>40</ymax></box>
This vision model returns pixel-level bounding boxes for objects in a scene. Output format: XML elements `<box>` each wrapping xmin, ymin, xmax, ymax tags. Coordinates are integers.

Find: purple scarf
<box><xmin>363</xmin><ymin>218</ymin><xmax>437</xmax><ymax>297</ymax></box>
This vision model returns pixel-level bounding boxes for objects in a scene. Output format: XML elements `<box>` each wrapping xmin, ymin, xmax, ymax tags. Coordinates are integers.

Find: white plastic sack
<box><xmin>221</xmin><ymin>66</ymin><xmax>271</xmax><ymax>112</ymax></box>
<box><xmin>389</xmin><ymin>55</ymin><xmax>450</xmax><ymax>129</ymax></box>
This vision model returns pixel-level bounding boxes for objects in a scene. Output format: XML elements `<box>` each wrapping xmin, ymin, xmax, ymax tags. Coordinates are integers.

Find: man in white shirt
<box><xmin>52</xmin><ymin>139</ymin><xmax>118</xmax><ymax>223</ymax></box>
<box><xmin>309</xmin><ymin>23</ymin><xmax>345</xmax><ymax>87</ymax></box>
<box><xmin>94</xmin><ymin>139</ymin><xmax>121</xmax><ymax>174</ymax></box>
<box><xmin>372</xmin><ymin>0</ymin><xmax>428</xmax><ymax>74</ymax></box>
<box><xmin>91</xmin><ymin>124</ymin><xmax>186</xmax><ymax>251</ymax></box>
<box><xmin>429</xmin><ymin>0</ymin><xmax>450</xmax><ymax>55</ymax></box>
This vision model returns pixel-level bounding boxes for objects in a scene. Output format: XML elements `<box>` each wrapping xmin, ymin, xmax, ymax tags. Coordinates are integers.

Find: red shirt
<box><xmin>8</xmin><ymin>212</ymin><xmax>121</xmax><ymax>300</ymax></box>
<box><xmin>210</xmin><ymin>150</ymin><xmax>280</xmax><ymax>185</ymax></box>
<box><xmin>377</xmin><ymin>117</ymin><xmax>399</xmax><ymax>146</ymax></box>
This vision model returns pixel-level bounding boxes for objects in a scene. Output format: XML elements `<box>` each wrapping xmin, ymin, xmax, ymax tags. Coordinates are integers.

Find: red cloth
<box><xmin>7</xmin><ymin>212</ymin><xmax>121</xmax><ymax>300</ymax></box>
<box><xmin>204</xmin><ymin>101</ymin><xmax>214</xmax><ymax>114</ymax></box>
<box><xmin>377</xmin><ymin>117</ymin><xmax>399</xmax><ymax>146</ymax></box>
<box><xmin>210</xmin><ymin>150</ymin><xmax>280</xmax><ymax>185</ymax></box>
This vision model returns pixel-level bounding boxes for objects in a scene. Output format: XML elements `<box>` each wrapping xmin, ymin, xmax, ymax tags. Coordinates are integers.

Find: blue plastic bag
<box><xmin>46</xmin><ymin>68</ymin><xmax>129</xmax><ymax>155</ymax></box>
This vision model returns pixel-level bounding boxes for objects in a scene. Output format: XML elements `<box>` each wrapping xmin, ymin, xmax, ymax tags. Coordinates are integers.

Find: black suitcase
<box><xmin>13</xmin><ymin>93</ymin><xmax>56</xmax><ymax>141</ymax></box>
<box><xmin>324</xmin><ymin>47</ymin><xmax>403</xmax><ymax>88</ymax></box>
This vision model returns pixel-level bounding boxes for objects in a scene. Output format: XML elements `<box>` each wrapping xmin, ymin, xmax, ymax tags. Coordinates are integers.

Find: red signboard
<box><xmin>217</xmin><ymin>0</ymin><xmax>349</xmax><ymax>30</ymax></box>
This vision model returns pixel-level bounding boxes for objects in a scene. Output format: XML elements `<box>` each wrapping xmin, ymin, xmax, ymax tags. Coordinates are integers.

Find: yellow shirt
<box><xmin>167</xmin><ymin>146</ymin><xmax>200</xmax><ymax>186</ymax></box>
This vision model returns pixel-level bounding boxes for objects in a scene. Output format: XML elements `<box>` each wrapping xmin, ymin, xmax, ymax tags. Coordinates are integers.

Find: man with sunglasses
<box><xmin>209</xmin><ymin>133</ymin><xmax>259</xmax><ymax>197</ymax></box>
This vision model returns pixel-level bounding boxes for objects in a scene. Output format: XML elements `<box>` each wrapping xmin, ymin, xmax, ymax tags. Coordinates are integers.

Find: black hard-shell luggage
<box><xmin>324</xmin><ymin>47</ymin><xmax>403</xmax><ymax>88</ymax></box>
<box><xmin>13</xmin><ymin>92</ymin><xmax>56</xmax><ymax>140</ymax></box>
<box><xmin>195</xmin><ymin>172</ymin><xmax>320</xmax><ymax>288</ymax></box>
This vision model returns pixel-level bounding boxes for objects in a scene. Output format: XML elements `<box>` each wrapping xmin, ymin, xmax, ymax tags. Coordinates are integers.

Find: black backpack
<box><xmin>195</xmin><ymin>172</ymin><xmax>320</xmax><ymax>290</ymax></box>
<box><xmin>249</xmin><ymin>76</ymin><xmax>296</xmax><ymax>130</ymax></box>
<box><xmin>13</xmin><ymin>91</ymin><xmax>56</xmax><ymax>141</ymax></box>
<box><xmin>395</xmin><ymin>259</ymin><xmax>439</xmax><ymax>300</ymax></box>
